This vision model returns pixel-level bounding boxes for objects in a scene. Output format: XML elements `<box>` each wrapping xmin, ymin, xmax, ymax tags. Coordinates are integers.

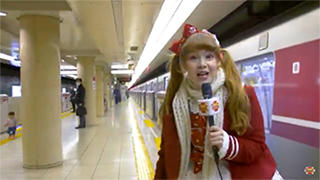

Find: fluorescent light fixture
<box><xmin>0</xmin><ymin>52</ymin><xmax>15</xmax><ymax>61</ymax></box>
<box><xmin>111</xmin><ymin>64</ymin><xmax>128</xmax><ymax>69</ymax></box>
<box><xmin>60</xmin><ymin>65</ymin><xmax>77</xmax><ymax>70</ymax></box>
<box><xmin>60</xmin><ymin>70</ymin><xmax>77</xmax><ymax>75</ymax></box>
<box><xmin>111</xmin><ymin>70</ymin><xmax>134</xmax><ymax>75</ymax></box>
<box><xmin>0</xmin><ymin>12</ymin><xmax>7</xmax><ymax>16</ymax></box>
<box><xmin>0</xmin><ymin>52</ymin><xmax>21</xmax><ymax>67</ymax></box>
<box><xmin>10</xmin><ymin>60</ymin><xmax>21</xmax><ymax>67</ymax></box>
<box><xmin>128</xmin><ymin>0</ymin><xmax>201</xmax><ymax>88</ymax></box>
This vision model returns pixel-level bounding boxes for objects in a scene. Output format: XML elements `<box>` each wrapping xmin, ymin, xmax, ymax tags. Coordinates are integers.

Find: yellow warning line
<box><xmin>154</xmin><ymin>137</ymin><xmax>161</xmax><ymax>151</ymax></box>
<box><xmin>60</xmin><ymin>111</ymin><xmax>74</xmax><ymax>119</ymax></box>
<box><xmin>144</xmin><ymin>119</ymin><xmax>155</xmax><ymax>128</ymax></box>
<box><xmin>0</xmin><ymin>126</ymin><xmax>22</xmax><ymax>146</ymax></box>
<box><xmin>132</xmin><ymin>105</ymin><xmax>155</xmax><ymax>180</ymax></box>
<box><xmin>0</xmin><ymin>111</ymin><xmax>74</xmax><ymax>147</ymax></box>
<box><xmin>138</xmin><ymin>108</ymin><xmax>161</xmax><ymax>151</ymax></box>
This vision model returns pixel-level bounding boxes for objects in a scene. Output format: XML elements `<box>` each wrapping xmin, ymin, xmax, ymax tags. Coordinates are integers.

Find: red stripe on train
<box><xmin>271</xmin><ymin>121</ymin><xmax>319</xmax><ymax>148</ymax></box>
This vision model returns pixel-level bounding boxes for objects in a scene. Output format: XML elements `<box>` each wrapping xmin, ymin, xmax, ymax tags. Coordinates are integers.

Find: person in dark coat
<box><xmin>114</xmin><ymin>88</ymin><xmax>120</xmax><ymax>104</ymax></box>
<box><xmin>69</xmin><ymin>87</ymin><xmax>76</xmax><ymax>112</ymax></box>
<box><xmin>74</xmin><ymin>78</ymin><xmax>86</xmax><ymax>129</ymax></box>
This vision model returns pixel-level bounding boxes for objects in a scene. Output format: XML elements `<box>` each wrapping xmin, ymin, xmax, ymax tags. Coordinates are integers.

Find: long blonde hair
<box><xmin>159</xmin><ymin>55</ymin><xmax>184</xmax><ymax>118</ymax></box>
<box><xmin>219</xmin><ymin>49</ymin><xmax>251</xmax><ymax>135</ymax></box>
<box><xmin>160</xmin><ymin>33</ymin><xmax>251</xmax><ymax>135</ymax></box>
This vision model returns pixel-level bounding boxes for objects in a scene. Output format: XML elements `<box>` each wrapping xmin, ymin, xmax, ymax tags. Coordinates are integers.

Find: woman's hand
<box><xmin>208</xmin><ymin>126</ymin><xmax>224</xmax><ymax>150</ymax></box>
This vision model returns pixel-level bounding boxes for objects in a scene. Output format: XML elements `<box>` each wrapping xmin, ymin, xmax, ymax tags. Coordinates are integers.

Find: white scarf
<box><xmin>172</xmin><ymin>68</ymin><xmax>230</xmax><ymax>179</ymax></box>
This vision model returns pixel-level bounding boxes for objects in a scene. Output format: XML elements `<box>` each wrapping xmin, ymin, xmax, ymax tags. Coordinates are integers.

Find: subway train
<box><xmin>129</xmin><ymin>8</ymin><xmax>319</xmax><ymax>179</ymax></box>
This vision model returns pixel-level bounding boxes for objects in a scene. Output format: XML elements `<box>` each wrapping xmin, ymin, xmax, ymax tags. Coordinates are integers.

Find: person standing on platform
<box><xmin>69</xmin><ymin>86</ymin><xmax>76</xmax><ymax>112</ymax></box>
<box><xmin>74</xmin><ymin>78</ymin><xmax>86</xmax><ymax>129</ymax></box>
<box><xmin>114</xmin><ymin>85</ymin><xmax>121</xmax><ymax>104</ymax></box>
<box><xmin>155</xmin><ymin>24</ymin><xmax>282</xmax><ymax>179</ymax></box>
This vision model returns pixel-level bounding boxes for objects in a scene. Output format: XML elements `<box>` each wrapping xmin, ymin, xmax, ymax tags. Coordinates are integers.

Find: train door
<box><xmin>236</xmin><ymin>53</ymin><xmax>275</xmax><ymax>131</ymax></box>
<box><xmin>151</xmin><ymin>81</ymin><xmax>156</xmax><ymax>120</ymax></box>
<box><xmin>143</xmin><ymin>85</ymin><xmax>147</xmax><ymax>111</ymax></box>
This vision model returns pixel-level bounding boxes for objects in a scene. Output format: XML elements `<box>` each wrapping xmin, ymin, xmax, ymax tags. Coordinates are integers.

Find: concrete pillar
<box><xmin>77</xmin><ymin>57</ymin><xmax>96</xmax><ymax>125</ymax></box>
<box><xmin>96</xmin><ymin>66</ymin><xmax>104</xmax><ymax>117</ymax></box>
<box><xmin>19</xmin><ymin>15</ymin><xmax>62</xmax><ymax>168</ymax></box>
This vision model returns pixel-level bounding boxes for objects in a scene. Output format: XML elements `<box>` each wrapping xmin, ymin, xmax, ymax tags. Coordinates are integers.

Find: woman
<box><xmin>155</xmin><ymin>24</ymin><xmax>281</xmax><ymax>179</ymax></box>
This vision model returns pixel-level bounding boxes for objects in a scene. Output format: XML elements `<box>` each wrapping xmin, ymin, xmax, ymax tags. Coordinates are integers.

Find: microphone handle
<box><xmin>208</xmin><ymin>116</ymin><xmax>215</xmax><ymax>126</ymax></box>
<box><xmin>208</xmin><ymin>116</ymin><xmax>220</xmax><ymax>163</ymax></box>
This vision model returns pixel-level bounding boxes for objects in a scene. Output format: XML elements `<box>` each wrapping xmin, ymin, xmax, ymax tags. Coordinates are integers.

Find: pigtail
<box><xmin>220</xmin><ymin>49</ymin><xmax>251</xmax><ymax>135</ymax></box>
<box><xmin>159</xmin><ymin>55</ymin><xmax>184</xmax><ymax>119</ymax></box>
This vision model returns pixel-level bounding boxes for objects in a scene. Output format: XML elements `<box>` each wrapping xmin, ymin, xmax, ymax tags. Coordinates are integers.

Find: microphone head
<box><xmin>201</xmin><ymin>83</ymin><xmax>212</xmax><ymax>99</ymax></box>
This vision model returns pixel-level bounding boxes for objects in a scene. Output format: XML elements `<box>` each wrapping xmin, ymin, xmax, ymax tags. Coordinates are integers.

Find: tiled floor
<box><xmin>2</xmin><ymin>98</ymin><xmax>318</xmax><ymax>180</ymax></box>
<box><xmin>0</xmin><ymin>101</ymin><xmax>138</xmax><ymax>180</ymax></box>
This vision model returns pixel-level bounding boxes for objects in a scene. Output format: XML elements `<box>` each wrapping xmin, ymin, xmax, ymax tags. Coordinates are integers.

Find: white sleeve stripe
<box><xmin>226</xmin><ymin>136</ymin><xmax>235</xmax><ymax>160</ymax></box>
<box><xmin>229</xmin><ymin>136</ymin><xmax>239</xmax><ymax>160</ymax></box>
<box><xmin>229</xmin><ymin>136</ymin><xmax>236</xmax><ymax>159</ymax></box>
<box><xmin>235</xmin><ymin>137</ymin><xmax>239</xmax><ymax>157</ymax></box>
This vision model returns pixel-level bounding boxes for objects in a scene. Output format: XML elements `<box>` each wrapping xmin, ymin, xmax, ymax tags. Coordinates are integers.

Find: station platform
<box><xmin>0</xmin><ymin>99</ymin><xmax>160</xmax><ymax>180</ymax></box>
<box><xmin>0</xmin><ymin>99</ymin><xmax>319</xmax><ymax>180</ymax></box>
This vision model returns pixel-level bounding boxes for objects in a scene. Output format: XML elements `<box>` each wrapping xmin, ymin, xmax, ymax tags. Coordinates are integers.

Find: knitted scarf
<box><xmin>172</xmin><ymin>68</ymin><xmax>230</xmax><ymax>179</ymax></box>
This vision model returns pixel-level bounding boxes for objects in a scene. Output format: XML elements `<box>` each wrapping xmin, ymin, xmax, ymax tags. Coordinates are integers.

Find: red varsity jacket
<box><xmin>155</xmin><ymin>86</ymin><xmax>277</xmax><ymax>179</ymax></box>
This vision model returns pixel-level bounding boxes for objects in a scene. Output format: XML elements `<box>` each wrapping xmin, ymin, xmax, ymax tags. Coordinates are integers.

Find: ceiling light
<box><xmin>128</xmin><ymin>0</ymin><xmax>201</xmax><ymax>88</ymax></box>
<box><xmin>60</xmin><ymin>65</ymin><xmax>77</xmax><ymax>70</ymax></box>
<box><xmin>111</xmin><ymin>70</ymin><xmax>134</xmax><ymax>75</ymax></box>
<box><xmin>111</xmin><ymin>64</ymin><xmax>128</xmax><ymax>69</ymax></box>
<box><xmin>0</xmin><ymin>12</ymin><xmax>7</xmax><ymax>16</ymax></box>
<box><xmin>60</xmin><ymin>71</ymin><xmax>77</xmax><ymax>75</ymax></box>
<box><xmin>0</xmin><ymin>52</ymin><xmax>15</xmax><ymax>61</ymax></box>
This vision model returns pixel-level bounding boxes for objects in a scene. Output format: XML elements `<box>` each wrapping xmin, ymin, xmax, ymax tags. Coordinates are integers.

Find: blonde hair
<box><xmin>219</xmin><ymin>49</ymin><xmax>251</xmax><ymax>135</ymax></box>
<box><xmin>159</xmin><ymin>55</ymin><xmax>184</xmax><ymax>118</ymax></box>
<box><xmin>160</xmin><ymin>33</ymin><xmax>250</xmax><ymax>135</ymax></box>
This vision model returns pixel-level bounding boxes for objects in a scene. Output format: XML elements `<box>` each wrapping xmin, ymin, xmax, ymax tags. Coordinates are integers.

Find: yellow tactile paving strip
<box><xmin>154</xmin><ymin>137</ymin><xmax>161</xmax><ymax>151</ymax></box>
<box><xmin>144</xmin><ymin>119</ymin><xmax>155</xmax><ymax>128</ymax></box>
<box><xmin>60</xmin><ymin>111</ymin><xmax>74</xmax><ymax>119</ymax></box>
<box><xmin>0</xmin><ymin>111</ymin><xmax>74</xmax><ymax>147</ymax></box>
<box><xmin>132</xmin><ymin>106</ymin><xmax>155</xmax><ymax>180</ymax></box>
<box><xmin>0</xmin><ymin>125</ymin><xmax>22</xmax><ymax>146</ymax></box>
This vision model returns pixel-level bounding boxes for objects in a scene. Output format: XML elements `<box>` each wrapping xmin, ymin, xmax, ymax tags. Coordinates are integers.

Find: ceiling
<box><xmin>0</xmin><ymin>0</ymin><xmax>162</xmax><ymax>69</ymax></box>
<box><xmin>0</xmin><ymin>0</ymin><xmax>247</xmax><ymax>84</ymax></box>
<box><xmin>140</xmin><ymin>0</ymin><xmax>246</xmax><ymax>81</ymax></box>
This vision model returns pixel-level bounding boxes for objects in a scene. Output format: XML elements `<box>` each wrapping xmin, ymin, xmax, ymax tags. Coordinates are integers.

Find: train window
<box><xmin>158</xmin><ymin>80</ymin><xmax>162</xmax><ymax>91</ymax></box>
<box><xmin>236</xmin><ymin>52</ymin><xmax>275</xmax><ymax>131</ymax></box>
<box><xmin>164</xmin><ymin>77</ymin><xmax>169</xmax><ymax>90</ymax></box>
<box><xmin>154</xmin><ymin>79</ymin><xmax>158</xmax><ymax>92</ymax></box>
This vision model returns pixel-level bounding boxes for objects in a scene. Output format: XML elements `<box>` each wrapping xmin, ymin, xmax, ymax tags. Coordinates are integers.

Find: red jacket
<box><xmin>155</xmin><ymin>86</ymin><xmax>276</xmax><ymax>179</ymax></box>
